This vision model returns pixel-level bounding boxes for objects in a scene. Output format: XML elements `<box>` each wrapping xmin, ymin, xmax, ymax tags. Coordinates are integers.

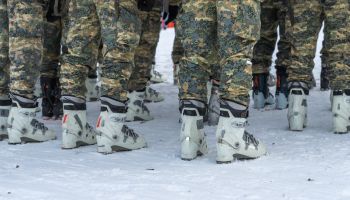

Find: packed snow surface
<box><xmin>1</xmin><ymin>29</ymin><xmax>349</xmax><ymax>200</ymax></box>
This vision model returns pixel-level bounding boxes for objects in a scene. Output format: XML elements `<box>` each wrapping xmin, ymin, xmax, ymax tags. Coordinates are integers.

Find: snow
<box><xmin>1</xmin><ymin>28</ymin><xmax>350</xmax><ymax>200</ymax></box>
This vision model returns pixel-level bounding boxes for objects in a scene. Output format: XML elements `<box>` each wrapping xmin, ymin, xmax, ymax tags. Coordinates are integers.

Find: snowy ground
<box><xmin>1</xmin><ymin>29</ymin><xmax>350</xmax><ymax>200</ymax></box>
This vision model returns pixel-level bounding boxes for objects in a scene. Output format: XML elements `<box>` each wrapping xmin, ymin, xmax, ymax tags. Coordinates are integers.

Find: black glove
<box><xmin>162</xmin><ymin>5</ymin><xmax>179</xmax><ymax>25</ymax></box>
<box><xmin>137</xmin><ymin>0</ymin><xmax>155</xmax><ymax>12</ymax></box>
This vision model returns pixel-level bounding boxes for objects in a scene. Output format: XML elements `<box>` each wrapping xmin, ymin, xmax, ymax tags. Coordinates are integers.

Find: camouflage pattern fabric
<box><xmin>252</xmin><ymin>0</ymin><xmax>291</xmax><ymax>75</ymax></box>
<box><xmin>128</xmin><ymin>2</ymin><xmax>161</xmax><ymax>91</ymax></box>
<box><xmin>8</xmin><ymin>0</ymin><xmax>46</xmax><ymax>99</ymax></box>
<box><xmin>61</xmin><ymin>0</ymin><xmax>141</xmax><ymax>102</ymax></box>
<box><xmin>177</xmin><ymin>0</ymin><xmax>261</xmax><ymax>106</ymax></box>
<box><xmin>41</xmin><ymin>0</ymin><xmax>63</xmax><ymax>79</ymax></box>
<box><xmin>172</xmin><ymin>30</ymin><xmax>183</xmax><ymax>65</ymax></box>
<box><xmin>288</xmin><ymin>0</ymin><xmax>350</xmax><ymax>90</ymax></box>
<box><xmin>0</xmin><ymin>0</ymin><xmax>10</xmax><ymax>96</ymax></box>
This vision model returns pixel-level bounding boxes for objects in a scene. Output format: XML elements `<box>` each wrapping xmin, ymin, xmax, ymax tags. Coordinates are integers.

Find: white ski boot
<box><xmin>208</xmin><ymin>83</ymin><xmax>220</xmax><ymax>126</ymax></box>
<box><xmin>96</xmin><ymin>97</ymin><xmax>147</xmax><ymax>154</ymax></box>
<box><xmin>85</xmin><ymin>77</ymin><xmax>100</xmax><ymax>102</ymax></box>
<box><xmin>126</xmin><ymin>90</ymin><xmax>154</xmax><ymax>121</ymax></box>
<box><xmin>61</xmin><ymin>97</ymin><xmax>97</xmax><ymax>149</ymax></box>
<box><xmin>253</xmin><ymin>74</ymin><xmax>275</xmax><ymax>109</ymax></box>
<box><xmin>0</xmin><ymin>97</ymin><xmax>11</xmax><ymax>140</ymax></box>
<box><xmin>332</xmin><ymin>90</ymin><xmax>350</xmax><ymax>134</ymax></box>
<box><xmin>287</xmin><ymin>82</ymin><xmax>308</xmax><ymax>131</ymax></box>
<box><xmin>180</xmin><ymin>100</ymin><xmax>208</xmax><ymax>160</ymax></box>
<box><xmin>144</xmin><ymin>86</ymin><xmax>164</xmax><ymax>103</ymax></box>
<box><xmin>216</xmin><ymin>100</ymin><xmax>266</xmax><ymax>163</ymax></box>
<box><xmin>275</xmin><ymin>73</ymin><xmax>289</xmax><ymax>110</ymax></box>
<box><xmin>150</xmin><ymin>65</ymin><xmax>166</xmax><ymax>83</ymax></box>
<box><xmin>7</xmin><ymin>95</ymin><xmax>56</xmax><ymax>144</ymax></box>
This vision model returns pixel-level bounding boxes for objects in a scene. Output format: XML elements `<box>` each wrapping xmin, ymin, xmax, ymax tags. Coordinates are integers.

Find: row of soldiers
<box><xmin>0</xmin><ymin>0</ymin><xmax>349</xmax><ymax>164</ymax></box>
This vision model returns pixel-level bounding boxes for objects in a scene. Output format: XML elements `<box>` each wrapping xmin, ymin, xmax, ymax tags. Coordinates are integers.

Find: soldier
<box><xmin>6</xmin><ymin>0</ymin><xmax>56</xmax><ymax>143</ymax></box>
<box><xmin>0</xmin><ymin>0</ymin><xmax>11</xmax><ymax>141</ymax></box>
<box><xmin>176</xmin><ymin>0</ymin><xmax>267</xmax><ymax>163</ymax></box>
<box><xmin>287</xmin><ymin>0</ymin><xmax>350</xmax><ymax>133</ymax></box>
<box><xmin>252</xmin><ymin>0</ymin><xmax>291</xmax><ymax>110</ymax></box>
<box><xmin>61</xmin><ymin>0</ymin><xmax>149</xmax><ymax>152</ymax></box>
<box><xmin>126</xmin><ymin>0</ymin><xmax>164</xmax><ymax>122</ymax></box>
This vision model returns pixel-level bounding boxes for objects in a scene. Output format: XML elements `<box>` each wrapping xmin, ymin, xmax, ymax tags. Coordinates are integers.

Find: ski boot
<box><xmin>126</xmin><ymin>90</ymin><xmax>154</xmax><ymax>121</ymax></box>
<box><xmin>61</xmin><ymin>96</ymin><xmax>97</xmax><ymax>149</ymax></box>
<box><xmin>275</xmin><ymin>71</ymin><xmax>288</xmax><ymax>110</ymax></box>
<box><xmin>267</xmin><ymin>73</ymin><xmax>276</xmax><ymax>87</ymax></box>
<box><xmin>320</xmin><ymin>64</ymin><xmax>330</xmax><ymax>91</ymax></box>
<box><xmin>252</xmin><ymin>73</ymin><xmax>275</xmax><ymax>109</ymax></box>
<box><xmin>208</xmin><ymin>81</ymin><xmax>220</xmax><ymax>126</ymax></box>
<box><xmin>332</xmin><ymin>90</ymin><xmax>350</xmax><ymax>134</ymax></box>
<box><xmin>85</xmin><ymin>75</ymin><xmax>100</xmax><ymax>102</ymax></box>
<box><xmin>216</xmin><ymin>100</ymin><xmax>266</xmax><ymax>163</ymax></box>
<box><xmin>150</xmin><ymin>63</ymin><xmax>166</xmax><ymax>83</ymax></box>
<box><xmin>0</xmin><ymin>96</ymin><xmax>11</xmax><ymax>141</ymax></box>
<box><xmin>144</xmin><ymin>86</ymin><xmax>164</xmax><ymax>103</ymax></box>
<box><xmin>287</xmin><ymin>82</ymin><xmax>309</xmax><ymax>131</ymax></box>
<box><xmin>7</xmin><ymin>95</ymin><xmax>56</xmax><ymax>144</ymax></box>
<box><xmin>180</xmin><ymin>100</ymin><xmax>208</xmax><ymax>160</ymax></box>
<box><xmin>96</xmin><ymin>97</ymin><xmax>147</xmax><ymax>154</ymax></box>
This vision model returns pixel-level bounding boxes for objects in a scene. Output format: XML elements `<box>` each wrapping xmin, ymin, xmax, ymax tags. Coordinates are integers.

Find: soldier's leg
<box><xmin>252</xmin><ymin>0</ymin><xmax>278</xmax><ymax>109</ymax></box>
<box><xmin>7</xmin><ymin>0</ymin><xmax>56</xmax><ymax>143</ymax></box>
<box><xmin>0</xmin><ymin>0</ymin><xmax>11</xmax><ymax>140</ymax></box>
<box><xmin>287</xmin><ymin>0</ymin><xmax>322</xmax><ymax>131</ymax></box>
<box><xmin>41</xmin><ymin>2</ymin><xmax>63</xmax><ymax>119</ymax></box>
<box><xmin>176</xmin><ymin>0</ymin><xmax>217</xmax><ymax>160</ymax></box>
<box><xmin>324</xmin><ymin>0</ymin><xmax>350</xmax><ymax>133</ymax></box>
<box><xmin>275</xmin><ymin>2</ymin><xmax>291</xmax><ymax>109</ymax></box>
<box><xmin>93</xmin><ymin>0</ymin><xmax>146</xmax><ymax>153</ymax></box>
<box><xmin>85</xmin><ymin>42</ymin><xmax>102</xmax><ymax>102</ymax></box>
<box><xmin>129</xmin><ymin>4</ymin><xmax>164</xmax><ymax>106</ymax></box>
<box><xmin>60</xmin><ymin>0</ymin><xmax>100</xmax><ymax>149</ymax></box>
<box><xmin>216</xmin><ymin>0</ymin><xmax>266</xmax><ymax>163</ymax></box>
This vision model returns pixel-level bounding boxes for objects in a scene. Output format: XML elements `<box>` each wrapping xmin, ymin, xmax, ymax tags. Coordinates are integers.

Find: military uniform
<box><xmin>177</xmin><ymin>0</ymin><xmax>261</xmax><ymax>106</ymax></box>
<box><xmin>176</xmin><ymin>0</ymin><xmax>267</xmax><ymax>162</ymax></box>
<box><xmin>288</xmin><ymin>0</ymin><xmax>350</xmax><ymax>89</ymax></box>
<box><xmin>128</xmin><ymin>1</ymin><xmax>162</xmax><ymax>91</ymax></box>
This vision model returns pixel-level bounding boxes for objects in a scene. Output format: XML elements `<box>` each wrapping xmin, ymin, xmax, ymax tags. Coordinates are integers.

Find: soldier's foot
<box><xmin>144</xmin><ymin>86</ymin><xmax>164</xmax><ymax>103</ymax></box>
<box><xmin>150</xmin><ymin>64</ymin><xmax>166</xmax><ymax>84</ymax></box>
<box><xmin>216</xmin><ymin>100</ymin><xmax>266</xmax><ymax>164</ymax></box>
<box><xmin>287</xmin><ymin>82</ymin><xmax>308</xmax><ymax>131</ymax></box>
<box><xmin>126</xmin><ymin>90</ymin><xmax>154</xmax><ymax>122</ymax></box>
<box><xmin>96</xmin><ymin>97</ymin><xmax>146</xmax><ymax>154</ymax></box>
<box><xmin>61</xmin><ymin>96</ymin><xmax>97</xmax><ymax>149</ymax></box>
<box><xmin>332</xmin><ymin>90</ymin><xmax>350</xmax><ymax>134</ymax></box>
<box><xmin>275</xmin><ymin>72</ymin><xmax>288</xmax><ymax>110</ymax></box>
<box><xmin>7</xmin><ymin>94</ymin><xmax>56</xmax><ymax>144</ymax></box>
<box><xmin>180</xmin><ymin>100</ymin><xmax>208</xmax><ymax>160</ymax></box>
<box><xmin>252</xmin><ymin>73</ymin><xmax>275</xmax><ymax>109</ymax></box>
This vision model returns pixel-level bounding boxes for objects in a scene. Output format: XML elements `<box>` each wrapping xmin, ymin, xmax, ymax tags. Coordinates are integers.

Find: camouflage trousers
<box><xmin>252</xmin><ymin>0</ymin><xmax>291</xmax><ymax>75</ymax></box>
<box><xmin>7</xmin><ymin>0</ymin><xmax>48</xmax><ymax>99</ymax></box>
<box><xmin>41</xmin><ymin>0</ymin><xmax>62</xmax><ymax>79</ymax></box>
<box><xmin>61</xmin><ymin>0</ymin><xmax>141</xmax><ymax>102</ymax></box>
<box><xmin>128</xmin><ymin>4</ymin><xmax>161</xmax><ymax>91</ymax></box>
<box><xmin>177</xmin><ymin>0</ymin><xmax>261</xmax><ymax>106</ymax></box>
<box><xmin>288</xmin><ymin>0</ymin><xmax>350</xmax><ymax>90</ymax></box>
<box><xmin>0</xmin><ymin>0</ymin><xmax>10</xmax><ymax>97</ymax></box>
